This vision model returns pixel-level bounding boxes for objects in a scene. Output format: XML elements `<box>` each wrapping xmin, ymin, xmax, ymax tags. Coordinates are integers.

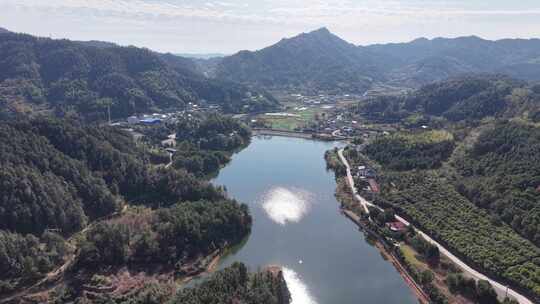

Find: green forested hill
<box><xmin>172</xmin><ymin>114</ymin><xmax>251</xmax><ymax>177</ymax></box>
<box><xmin>65</xmin><ymin>263</ymin><xmax>289</xmax><ymax>304</ymax></box>
<box><xmin>0</xmin><ymin>121</ymin><xmax>120</xmax><ymax>235</ymax></box>
<box><xmin>367</xmin><ymin>36</ymin><xmax>540</xmax><ymax>86</ymax></box>
<box><xmin>0</xmin><ymin>32</ymin><xmax>277</xmax><ymax>121</ymax></box>
<box><xmin>215</xmin><ymin>28</ymin><xmax>379</xmax><ymax>94</ymax></box>
<box><xmin>364</xmin><ymin>130</ymin><xmax>455</xmax><ymax>170</ymax></box>
<box><xmin>75</xmin><ymin>200</ymin><xmax>250</xmax><ymax>268</ymax></box>
<box><xmin>0</xmin><ymin>117</ymin><xmax>254</xmax><ymax>296</ymax></box>
<box><xmin>357</xmin><ymin>75</ymin><xmax>540</xmax><ymax>123</ymax></box>
<box><xmin>0</xmin><ymin>115</ymin><xmax>290</xmax><ymax>302</ymax></box>
<box><xmin>453</xmin><ymin>122</ymin><xmax>540</xmax><ymax>245</ymax></box>
<box><xmin>375</xmin><ymin>170</ymin><xmax>540</xmax><ymax>300</ymax></box>
<box><xmin>169</xmin><ymin>263</ymin><xmax>290</xmax><ymax>304</ymax></box>
<box><xmin>0</xmin><ymin>118</ymin><xmax>235</xmax><ymax>236</ymax></box>
<box><xmin>214</xmin><ymin>29</ymin><xmax>540</xmax><ymax>93</ymax></box>
<box><xmin>359</xmin><ymin>123</ymin><xmax>540</xmax><ymax>300</ymax></box>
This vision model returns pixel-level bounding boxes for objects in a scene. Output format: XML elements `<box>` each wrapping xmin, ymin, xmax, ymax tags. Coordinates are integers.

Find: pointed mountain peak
<box><xmin>292</xmin><ymin>27</ymin><xmax>346</xmax><ymax>42</ymax></box>
<box><xmin>310</xmin><ymin>27</ymin><xmax>331</xmax><ymax>35</ymax></box>
<box><xmin>267</xmin><ymin>26</ymin><xmax>356</xmax><ymax>53</ymax></box>
<box><xmin>411</xmin><ymin>37</ymin><xmax>429</xmax><ymax>43</ymax></box>
<box><xmin>274</xmin><ymin>27</ymin><xmax>345</xmax><ymax>48</ymax></box>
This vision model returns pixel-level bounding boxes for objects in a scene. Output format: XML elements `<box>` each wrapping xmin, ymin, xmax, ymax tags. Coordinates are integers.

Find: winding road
<box><xmin>337</xmin><ymin>148</ymin><xmax>533</xmax><ymax>304</ymax></box>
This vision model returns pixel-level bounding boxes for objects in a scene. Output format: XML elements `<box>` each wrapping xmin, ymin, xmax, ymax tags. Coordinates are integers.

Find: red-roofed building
<box><xmin>368</xmin><ymin>179</ymin><xmax>380</xmax><ymax>193</ymax></box>
<box><xmin>386</xmin><ymin>221</ymin><xmax>407</xmax><ymax>232</ymax></box>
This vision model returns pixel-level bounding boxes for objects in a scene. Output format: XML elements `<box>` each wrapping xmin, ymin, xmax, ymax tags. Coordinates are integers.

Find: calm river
<box><xmin>213</xmin><ymin>136</ymin><xmax>418</xmax><ymax>304</ymax></box>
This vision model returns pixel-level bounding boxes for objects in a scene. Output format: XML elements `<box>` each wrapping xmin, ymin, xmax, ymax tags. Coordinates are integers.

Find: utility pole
<box><xmin>107</xmin><ymin>104</ymin><xmax>111</xmax><ymax>125</ymax></box>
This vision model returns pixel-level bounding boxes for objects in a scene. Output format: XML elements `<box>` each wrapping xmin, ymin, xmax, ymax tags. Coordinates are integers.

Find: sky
<box><xmin>1</xmin><ymin>0</ymin><xmax>540</xmax><ymax>54</ymax></box>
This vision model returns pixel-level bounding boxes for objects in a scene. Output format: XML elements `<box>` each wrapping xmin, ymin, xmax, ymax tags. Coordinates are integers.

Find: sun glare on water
<box><xmin>282</xmin><ymin>267</ymin><xmax>318</xmax><ymax>304</ymax></box>
<box><xmin>261</xmin><ymin>187</ymin><xmax>313</xmax><ymax>225</ymax></box>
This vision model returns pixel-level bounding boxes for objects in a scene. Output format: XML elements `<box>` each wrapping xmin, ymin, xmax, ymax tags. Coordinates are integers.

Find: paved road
<box><xmin>338</xmin><ymin>149</ymin><xmax>380</xmax><ymax>214</ymax></box>
<box><xmin>337</xmin><ymin>148</ymin><xmax>534</xmax><ymax>304</ymax></box>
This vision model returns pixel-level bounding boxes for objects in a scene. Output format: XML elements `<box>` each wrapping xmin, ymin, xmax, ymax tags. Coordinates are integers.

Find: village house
<box><xmin>357</xmin><ymin>166</ymin><xmax>377</xmax><ymax>179</ymax></box>
<box><xmin>386</xmin><ymin>221</ymin><xmax>407</xmax><ymax>232</ymax></box>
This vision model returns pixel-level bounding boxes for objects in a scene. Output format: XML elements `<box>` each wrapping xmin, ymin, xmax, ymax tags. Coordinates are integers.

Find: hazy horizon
<box><xmin>2</xmin><ymin>0</ymin><xmax>540</xmax><ymax>54</ymax></box>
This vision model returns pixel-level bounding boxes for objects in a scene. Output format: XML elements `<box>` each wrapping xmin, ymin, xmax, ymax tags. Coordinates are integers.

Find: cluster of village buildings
<box><xmin>290</xmin><ymin>93</ymin><xmax>361</xmax><ymax>105</ymax></box>
<box><xmin>112</xmin><ymin>102</ymin><xmax>220</xmax><ymax>127</ymax></box>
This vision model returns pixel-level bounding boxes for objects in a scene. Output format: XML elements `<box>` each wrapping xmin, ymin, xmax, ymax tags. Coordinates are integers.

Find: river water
<box><xmin>213</xmin><ymin>136</ymin><xmax>418</xmax><ymax>304</ymax></box>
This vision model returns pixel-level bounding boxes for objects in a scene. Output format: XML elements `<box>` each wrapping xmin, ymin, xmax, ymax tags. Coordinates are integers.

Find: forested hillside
<box><xmin>364</xmin><ymin>130</ymin><xmax>454</xmax><ymax>170</ymax></box>
<box><xmin>366</xmin><ymin>36</ymin><xmax>540</xmax><ymax>86</ymax></box>
<box><xmin>0</xmin><ymin>117</ymin><xmax>256</xmax><ymax>299</ymax></box>
<box><xmin>215</xmin><ymin>28</ymin><xmax>380</xmax><ymax>94</ymax></box>
<box><xmin>357</xmin><ymin>124</ymin><xmax>540</xmax><ymax>301</ymax></box>
<box><xmin>213</xmin><ymin>29</ymin><xmax>540</xmax><ymax>93</ymax></box>
<box><xmin>0</xmin><ymin>230</ymin><xmax>67</xmax><ymax>291</ymax></box>
<box><xmin>453</xmin><ymin>122</ymin><xmax>540</xmax><ymax>246</ymax></box>
<box><xmin>357</xmin><ymin>75</ymin><xmax>540</xmax><ymax>123</ymax></box>
<box><xmin>75</xmin><ymin>201</ymin><xmax>250</xmax><ymax>269</ymax></box>
<box><xmin>60</xmin><ymin>263</ymin><xmax>290</xmax><ymax>304</ymax></box>
<box><xmin>172</xmin><ymin>114</ymin><xmax>251</xmax><ymax>177</ymax></box>
<box><xmin>169</xmin><ymin>263</ymin><xmax>290</xmax><ymax>304</ymax></box>
<box><xmin>0</xmin><ymin>120</ymin><xmax>120</xmax><ymax>236</ymax></box>
<box><xmin>375</xmin><ymin>170</ymin><xmax>540</xmax><ymax>300</ymax></box>
<box><xmin>0</xmin><ymin>31</ymin><xmax>277</xmax><ymax>121</ymax></box>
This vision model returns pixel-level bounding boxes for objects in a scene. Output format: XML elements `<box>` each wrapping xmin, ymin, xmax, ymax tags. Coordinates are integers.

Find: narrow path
<box><xmin>0</xmin><ymin>205</ymin><xmax>129</xmax><ymax>303</ymax></box>
<box><xmin>165</xmin><ymin>153</ymin><xmax>173</xmax><ymax>169</ymax></box>
<box><xmin>337</xmin><ymin>149</ymin><xmax>380</xmax><ymax>214</ymax></box>
<box><xmin>337</xmin><ymin>148</ymin><xmax>533</xmax><ymax>304</ymax></box>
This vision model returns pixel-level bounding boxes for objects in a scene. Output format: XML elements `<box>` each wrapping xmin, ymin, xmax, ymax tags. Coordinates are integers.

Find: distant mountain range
<box><xmin>2</xmin><ymin>26</ymin><xmax>540</xmax><ymax>119</ymax></box>
<box><xmin>212</xmin><ymin>28</ymin><xmax>540</xmax><ymax>93</ymax></box>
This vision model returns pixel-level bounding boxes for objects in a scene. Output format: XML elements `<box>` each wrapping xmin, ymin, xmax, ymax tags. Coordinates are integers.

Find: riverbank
<box><xmin>252</xmin><ymin>128</ymin><xmax>346</xmax><ymax>141</ymax></box>
<box><xmin>330</xmin><ymin>167</ymin><xmax>430</xmax><ymax>304</ymax></box>
<box><xmin>334</xmin><ymin>147</ymin><xmax>534</xmax><ymax>304</ymax></box>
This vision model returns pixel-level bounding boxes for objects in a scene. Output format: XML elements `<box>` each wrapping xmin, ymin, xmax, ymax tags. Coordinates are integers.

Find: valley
<box><xmin>0</xmin><ymin>24</ymin><xmax>539</xmax><ymax>304</ymax></box>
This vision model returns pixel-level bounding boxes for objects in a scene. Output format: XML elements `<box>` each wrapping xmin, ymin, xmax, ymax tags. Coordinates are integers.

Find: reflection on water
<box><xmin>282</xmin><ymin>267</ymin><xmax>318</xmax><ymax>304</ymax></box>
<box><xmin>213</xmin><ymin>137</ymin><xmax>418</xmax><ymax>304</ymax></box>
<box><xmin>261</xmin><ymin>187</ymin><xmax>313</xmax><ymax>225</ymax></box>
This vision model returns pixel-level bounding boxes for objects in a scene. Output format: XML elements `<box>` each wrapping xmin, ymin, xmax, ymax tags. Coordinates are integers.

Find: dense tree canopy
<box><xmin>172</xmin><ymin>114</ymin><xmax>251</xmax><ymax>176</ymax></box>
<box><xmin>376</xmin><ymin>171</ymin><xmax>540</xmax><ymax>300</ymax></box>
<box><xmin>0</xmin><ymin>120</ymin><xmax>120</xmax><ymax>235</ymax></box>
<box><xmin>347</xmin><ymin>120</ymin><xmax>540</xmax><ymax>301</ymax></box>
<box><xmin>76</xmin><ymin>200</ymin><xmax>251</xmax><ymax>268</ymax></box>
<box><xmin>58</xmin><ymin>263</ymin><xmax>289</xmax><ymax>304</ymax></box>
<box><xmin>453</xmin><ymin>122</ymin><xmax>540</xmax><ymax>246</ymax></box>
<box><xmin>365</xmin><ymin>130</ymin><xmax>455</xmax><ymax>170</ymax></box>
<box><xmin>0</xmin><ymin>116</ymin><xmax>255</xmax><ymax>296</ymax></box>
<box><xmin>357</xmin><ymin>75</ymin><xmax>540</xmax><ymax>124</ymax></box>
<box><xmin>169</xmin><ymin>263</ymin><xmax>290</xmax><ymax>304</ymax></box>
<box><xmin>0</xmin><ymin>32</ymin><xmax>277</xmax><ymax>120</ymax></box>
<box><xmin>0</xmin><ymin>231</ymin><xmax>67</xmax><ymax>293</ymax></box>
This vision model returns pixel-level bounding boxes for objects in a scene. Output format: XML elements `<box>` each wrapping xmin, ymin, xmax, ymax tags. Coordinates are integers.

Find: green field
<box><xmin>400</xmin><ymin>245</ymin><xmax>424</xmax><ymax>269</ymax></box>
<box><xmin>256</xmin><ymin>105</ymin><xmax>326</xmax><ymax>131</ymax></box>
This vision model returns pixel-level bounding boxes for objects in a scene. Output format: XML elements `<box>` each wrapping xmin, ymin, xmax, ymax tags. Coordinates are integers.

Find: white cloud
<box><xmin>1</xmin><ymin>0</ymin><xmax>540</xmax><ymax>53</ymax></box>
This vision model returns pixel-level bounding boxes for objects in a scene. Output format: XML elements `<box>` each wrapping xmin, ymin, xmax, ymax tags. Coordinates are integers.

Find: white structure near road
<box><xmin>337</xmin><ymin>148</ymin><xmax>533</xmax><ymax>304</ymax></box>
